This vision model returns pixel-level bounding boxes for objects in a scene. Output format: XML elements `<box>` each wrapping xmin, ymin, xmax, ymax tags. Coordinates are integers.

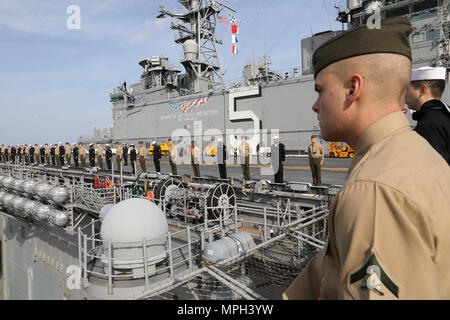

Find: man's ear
<box><xmin>345</xmin><ymin>74</ymin><xmax>363</xmax><ymax>108</ymax></box>
<box><xmin>419</xmin><ymin>83</ymin><xmax>428</xmax><ymax>97</ymax></box>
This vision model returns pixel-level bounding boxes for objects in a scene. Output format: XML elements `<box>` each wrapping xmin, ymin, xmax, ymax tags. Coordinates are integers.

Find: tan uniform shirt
<box><xmin>55</xmin><ymin>147</ymin><xmax>60</xmax><ymax>156</ymax></box>
<box><xmin>283</xmin><ymin>112</ymin><xmax>450</xmax><ymax>300</ymax></box>
<box><xmin>79</xmin><ymin>146</ymin><xmax>86</xmax><ymax>156</ymax></box>
<box><xmin>138</xmin><ymin>146</ymin><xmax>146</xmax><ymax>158</ymax></box>
<box><xmin>45</xmin><ymin>146</ymin><xmax>50</xmax><ymax>155</ymax></box>
<box><xmin>239</xmin><ymin>141</ymin><xmax>250</xmax><ymax>157</ymax></box>
<box><xmin>65</xmin><ymin>146</ymin><xmax>71</xmax><ymax>156</ymax></box>
<box><xmin>25</xmin><ymin>147</ymin><xmax>30</xmax><ymax>156</ymax></box>
<box><xmin>116</xmin><ymin>145</ymin><xmax>123</xmax><ymax>159</ymax></box>
<box><xmin>308</xmin><ymin>142</ymin><xmax>324</xmax><ymax>161</ymax></box>
<box><xmin>35</xmin><ymin>147</ymin><xmax>39</xmax><ymax>157</ymax></box>
<box><xmin>1</xmin><ymin>147</ymin><xmax>5</xmax><ymax>155</ymax></box>
<box><xmin>168</xmin><ymin>143</ymin><xmax>177</xmax><ymax>161</ymax></box>
<box><xmin>97</xmin><ymin>146</ymin><xmax>104</xmax><ymax>157</ymax></box>
<box><xmin>8</xmin><ymin>147</ymin><xmax>11</xmax><ymax>155</ymax></box>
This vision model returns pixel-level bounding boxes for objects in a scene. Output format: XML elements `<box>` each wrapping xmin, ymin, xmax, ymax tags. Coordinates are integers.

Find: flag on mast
<box><xmin>232</xmin><ymin>45</ymin><xmax>238</xmax><ymax>54</ymax></box>
<box><xmin>232</xmin><ymin>34</ymin><xmax>238</xmax><ymax>43</ymax></box>
<box><xmin>231</xmin><ymin>24</ymin><xmax>239</xmax><ymax>34</ymax></box>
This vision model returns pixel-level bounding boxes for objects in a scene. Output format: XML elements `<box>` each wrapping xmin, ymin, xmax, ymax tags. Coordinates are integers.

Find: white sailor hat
<box><xmin>89</xmin><ymin>143</ymin><xmax>93</xmax><ymax>146</ymax></box>
<box><xmin>152</xmin><ymin>141</ymin><xmax>156</xmax><ymax>144</ymax></box>
<box><xmin>411</xmin><ymin>67</ymin><xmax>447</xmax><ymax>81</ymax></box>
<box><xmin>106</xmin><ymin>144</ymin><xmax>110</xmax><ymax>147</ymax></box>
<box><xmin>273</xmin><ymin>136</ymin><xmax>279</xmax><ymax>140</ymax></box>
<box><xmin>217</xmin><ymin>138</ymin><xmax>223</xmax><ymax>142</ymax></box>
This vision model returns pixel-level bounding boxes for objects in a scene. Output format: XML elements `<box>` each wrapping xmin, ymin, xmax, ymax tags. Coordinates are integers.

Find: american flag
<box><xmin>170</xmin><ymin>97</ymin><xmax>209</xmax><ymax>113</ymax></box>
<box><xmin>217</xmin><ymin>16</ymin><xmax>229</xmax><ymax>23</ymax></box>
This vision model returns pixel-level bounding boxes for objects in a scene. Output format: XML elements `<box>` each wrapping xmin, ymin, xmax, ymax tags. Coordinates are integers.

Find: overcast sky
<box><xmin>0</xmin><ymin>0</ymin><xmax>343</xmax><ymax>146</ymax></box>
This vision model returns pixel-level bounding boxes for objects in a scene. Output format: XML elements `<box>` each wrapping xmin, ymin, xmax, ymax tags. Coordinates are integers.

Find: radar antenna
<box><xmin>158</xmin><ymin>0</ymin><xmax>236</xmax><ymax>93</ymax></box>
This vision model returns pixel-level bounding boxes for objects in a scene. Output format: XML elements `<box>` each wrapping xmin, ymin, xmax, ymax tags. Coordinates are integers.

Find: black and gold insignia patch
<box><xmin>350</xmin><ymin>253</ymin><xmax>399</xmax><ymax>298</ymax></box>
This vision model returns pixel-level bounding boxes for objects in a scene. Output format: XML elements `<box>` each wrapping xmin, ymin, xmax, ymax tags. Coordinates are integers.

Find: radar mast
<box><xmin>158</xmin><ymin>0</ymin><xmax>236</xmax><ymax>93</ymax></box>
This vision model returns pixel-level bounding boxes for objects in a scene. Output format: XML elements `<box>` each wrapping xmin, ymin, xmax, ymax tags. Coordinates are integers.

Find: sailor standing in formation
<box><xmin>283</xmin><ymin>17</ymin><xmax>450</xmax><ymax>300</ymax></box>
<box><xmin>167</xmin><ymin>138</ymin><xmax>178</xmax><ymax>175</ymax></box>
<box><xmin>35</xmin><ymin>144</ymin><xmax>40</xmax><ymax>164</ymax></box>
<box><xmin>152</xmin><ymin>141</ymin><xmax>161</xmax><ymax>173</ymax></box>
<box><xmin>271</xmin><ymin>136</ymin><xmax>285</xmax><ymax>183</ymax></box>
<box><xmin>79</xmin><ymin>143</ymin><xmax>86</xmax><ymax>167</ymax></box>
<box><xmin>88</xmin><ymin>144</ymin><xmax>95</xmax><ymax>167</ymax></box>
<box><xmin>105</xmin><ymin>144</ymin><xmax>112</xmax><ymax>170</ymax></box>
<box><xmin>122</xmin><ymin>143</ymin><xmax>128</xmax><ymax>166</ymax></box>
<box><xmin>97</xmin><ymin>143</ymin><xmax>104</xmax><ymax>169</ymax></box>
<box><xmin>308</xmin><ymin>135</ymin><xmax>324</xmax><ymax>186</ymax></box>
<box><xmin>58</xmin><ymin>142</ymin><xmax>66</xmax><ymax>166</ymax></box>
<box><xmin>65</xmin><ymin>142</ymin><xmax>71</xmax><ymax>166</ymax></box>
<box><xmin>239</xmin><ymin>136</ymin><xmax>251</xmax><ymax>182</ymax></box>
<box><xmin>405</xmin><ymin>66</ymin><xmax>450</xmax><ymax>165</ymax></box>
<box><xmin>30</xmin><ymin>144</ymin><xmax>35</xmax><ymax>164</ymax></box>
<box><xmin>39</xmin><ymin>145</ymin><xmax>45</xmax><ymax>164</ymax></box>
<box><xmin>190</xmin><ymin>141</ymin><xmax>201</xmax><ymax>177</ymax></box>
<box><xmin>217</xmin><ymin>138</ymin><xmax>227</xmax><ymax>179</ymax></box>
<box><xmin>45</xmin><ymin>144</ymin><xmax>50</xmax><ymax>165</ymax></box>
<box><xmin>138</xmin><ymin>141</ymin><xmax>146</xmax><ymax>173</ymax></box>
<box><xmin>72</xmin><ymin>143</ymin><xmax>79</xmax><ymax>167</ymax></box>
<box><xmin>115</xmin><ymin>141</ymin><xmax>123</xmax><ymax>171</ymax></box>
<box><xmin>129</xmin><ymin>144</ymin><xmax>137</xmax><ymax>175</ymax></box>
<box><xmin>0</xmin><ymin>145</ymin><xmax>4</xmax><ymax>162</ymax></box>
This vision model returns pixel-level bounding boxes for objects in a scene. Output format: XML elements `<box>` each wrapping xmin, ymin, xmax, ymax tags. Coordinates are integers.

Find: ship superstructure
<box><xmin>79</xmin><ymin>0</ymin><xmax>449</xmax><ymax>155</ymax></box>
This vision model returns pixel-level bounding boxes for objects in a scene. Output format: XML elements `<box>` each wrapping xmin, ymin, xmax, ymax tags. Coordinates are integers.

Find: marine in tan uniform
<box><xmin>97</xmin><ymin>143</ymin><xmax>104</xmax><ymax>169</ymax></box>
<box><xmin>239</xmin><ymin>137</ymin><xmax>250</xmax><ymax>182</ymax></box>
<box><xmin>45</xmin><ymin>144</ymin><xmax>50</xmax><ymax>164</ymax></box>
<box><xmin>7</xmin><ymin>145</ymin><xmax>12</xmax><ymax>162</ymax></box>
<box><xmin>1</xmin><ymin>145</ymin><xmax>5</xmax><ymax>162</ymax></box>
<box><xmin>168</xmin><ymin>138</ymin><xmax>178</xmax><ymax>175</ymax></box>
<box><xmin>24</xmin><ymin>144</ymin><xmax>30</xmax><ymax>164</ymax></box>
<box><xmin>55</xmin><ymin>143</ymin><xmax>60</xmax><ymax>165</ymax></box>
<box><xmin>283</xmin><ymin>17</ymin><xmax>450</xmax><ymax>300</ymax></box>
<box><xmin>308</xmin><ymin>135</ymin><xmax>325</xmax><ymax>186</ymax></box>
<box><xmin>138</xmin><ymin>141</ymin><xmax>146</xmax><ymax>173</ymax></box>
<box><xmin>65</xmin><ymin>142</ymin><xmax>72</xmax><ymax>166</ymax></box>
<box><xmin>79</xmin><ymin>143</ymin><xmax>86</xmax><ymax>167</ymax></box>
<box><xmin>115</xmin><ymin>142</ymin><xmax>123</xmax><ymax>170</ymax></box>
<box><xmin>34</xmin><ymin>144</ymin><xmax>40</xmax><ymax>164</ymax></box>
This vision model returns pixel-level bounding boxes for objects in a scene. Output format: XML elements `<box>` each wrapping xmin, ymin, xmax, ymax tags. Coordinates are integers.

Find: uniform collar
<box><xmin>349</xmin><ymin>111</ymin><xmax>411</xmax><ymax>174</ymax></box>
<box><xmin>412</xmin><ymin>99</ymin><xmax>449</xmax><ymax>121</ymax></box>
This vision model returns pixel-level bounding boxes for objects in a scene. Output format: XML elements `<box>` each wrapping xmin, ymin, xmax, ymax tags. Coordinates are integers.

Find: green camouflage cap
<box><xmin>313</xmin><ymin>17</ymin><xmax>412</xmax><ymax>78</ymax></box>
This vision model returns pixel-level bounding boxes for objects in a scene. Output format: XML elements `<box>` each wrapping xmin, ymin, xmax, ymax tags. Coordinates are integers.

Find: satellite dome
<box><xmin>100</xmin><ymin>198</ymin><xmax>168</xmax><ymax>272</ymax></box>
<box><xmin>101</xmin><ymin>198</ymin><xmax>168</xmax><ymax>242</ymax></box>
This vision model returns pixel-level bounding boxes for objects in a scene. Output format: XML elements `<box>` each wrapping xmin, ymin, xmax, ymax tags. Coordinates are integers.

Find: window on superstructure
<box><xmin>426</xmin><ymin>29</ymin><xmax>441</xmax><ymax>41</ymax></box>
<box><xmin>412</xmin><ymin>0</ymin><xmax>438</xmax><ymax>13</ymax></box>
<box><xmin>411</xmin><ymin>10</ymin><xmax>438</xmax><ymax>21</ymax></box>
<box><xmin>384</xmin><ymin>5</ymin><xmax>410</xmax><ymax>18</ymax></box>
<box><xmin>412</xmin><ymin>33</ymin><xmax>425</xmax><ymax>43</ymax></box>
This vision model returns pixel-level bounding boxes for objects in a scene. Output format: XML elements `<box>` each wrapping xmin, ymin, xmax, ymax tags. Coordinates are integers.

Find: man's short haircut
<box><xmin>411</xmin><ymin>80</ymin><xmax>446</xmax><ymax>99</ymax></box>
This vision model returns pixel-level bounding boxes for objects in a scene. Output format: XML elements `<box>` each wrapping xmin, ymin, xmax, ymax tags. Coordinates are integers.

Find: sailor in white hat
<box><xmin>405</xmin><ymin>66</ymin><xmax>449</xmax><ymax>164</ymax></box>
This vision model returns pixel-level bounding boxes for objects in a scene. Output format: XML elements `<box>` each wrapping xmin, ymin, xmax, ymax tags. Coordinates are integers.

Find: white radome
<box><xmin>100</xmin><ymin>198</ymin><xmax>168</xmax><ymax>242</ymax></box>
